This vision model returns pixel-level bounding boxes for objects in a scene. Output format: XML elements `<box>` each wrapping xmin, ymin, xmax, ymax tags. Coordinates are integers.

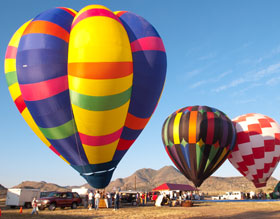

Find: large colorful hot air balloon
<box><xmin>162</xmin><ymin>106</ymin><xmax>236</xmax><ymax>187</ymax></box>
<box><xmin>228</xmin><ymin>113</ymin><xmax>280</xmax><ymax>188</ymax></box>
<box><xmin>4</xmin><ymin>5</ymin><xmax>167</xmax><ymax>188</ymax></box>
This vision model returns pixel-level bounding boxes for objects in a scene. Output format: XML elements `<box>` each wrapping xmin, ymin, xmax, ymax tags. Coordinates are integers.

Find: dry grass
<box><xmin>0</xmin><ymin>201</ymin><xmax>280</xmax><ymax>219</ymax></box>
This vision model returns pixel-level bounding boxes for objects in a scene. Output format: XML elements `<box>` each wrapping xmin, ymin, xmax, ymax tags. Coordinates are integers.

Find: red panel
<box><xmin>243</xmin><ymin>154</ymin><xmax>255</xmax><ymax>166</ymax></box>
<box><xmin>72</xmin><ymin>8</ymin><xmax>122</xmax><ymax>29</ymax></box>
<box><xmin>116</xmin><ymin>138</ymin><xmax>136</xmax><ymax>150</ymax></box>
<box><xmin>248</xmin><ymin>124</ymin><xmax>262</xmax><ymax>136</ymax></box>
<box><xmin>256</xmin><ymin>169</ymin><xmax>264</xmax><ymax>179</ymax></box>
<box><xmin>205</xmin><ymin>112</ymin><xmax>214</xmax><ymax>144</ymax></box>
<box><xmin>14</xmin><ymin>95</ymin><xmax>26</xmax><ymax>113</ymax></box>
<box><xmin>252</xmin><ymin>147</ymin><xmax>264</xmax><ymax>159</ymax></box>
<box><xmin>5</xmin><ymin>46</ymin><xmax>17</xmax><ymax>59</ymax></box>
<box><xmin>264</xmin><ymin>140</ymin><xmax>275</xmax><ymax>152</ymax></box>
<box><xmin>237</xmin><ymin>131</ymin><xmax>250</xmax><ymax>144</ymax></box>
<box><xmin>258</xmin><ymin>118</ymin><xmax>272</xmax><ymax>128</ymax></box>
<box><xmin>275</xmin><ymin>133</ymin><xmax>280</xmax><ymax>145</ymax></box>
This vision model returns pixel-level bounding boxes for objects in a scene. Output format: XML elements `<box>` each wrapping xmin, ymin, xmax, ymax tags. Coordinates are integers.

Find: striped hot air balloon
<box><xmin>162</xmin><ymin>106</ymin><xmax>236</xmax><ymax>187</ymax></box>
<box><xmin>228</xmin><ymin>113</ymin><xmax>280</xmax><ymax>188</ymax></box>
<box><xmin>4</xmin><ymin>5</ymin><xmax>167</xmax><ymax>188</ymax></box>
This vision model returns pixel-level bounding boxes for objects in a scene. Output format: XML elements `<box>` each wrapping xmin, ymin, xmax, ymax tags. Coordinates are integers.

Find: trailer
<box><xmin>5</xmin><ymin>188</ymin><xmax>40</xmax><ymax>208</ymax></box>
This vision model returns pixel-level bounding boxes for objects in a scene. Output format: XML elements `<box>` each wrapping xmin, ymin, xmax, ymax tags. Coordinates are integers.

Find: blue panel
<box><xmin>180</xmin><ymin>144</ymin><xmax>191</xmax><ymax>169</ymax></box>
<box><xmin>119</xmin><ymin>12</ymin><xmax>160</xmax><ymax>42</ymax></box>
<box><xmin>18</xmin><ymin>34</ymin><xmax>68</xmax><ymax>51</ymax></box>
<box><xmin>48</xmin><ymin>134</ymin><xmax>88</xmax><ymax>166</ymax></box>
<box><xmin>17</xmin><ymin>50</ymin><xmax>67</xmax><ymax>84</ymax></box>
<box><xmin>33</xmin><ymin>8</ymin><xmax>75</xmax><ymax>32</ymax></box>
<box><xmin>128</xmin><ymin>51</ymin><xmax>167</xmax><ymax>118</ymax></box>
<box><xmin>120</xmin><ymin>126</ymin><xmax>142</xmax><ymax>140</ymax></box>
<box><xmin>24</xmin><ymin>90</ymin><xmax>71</xmax><ymax>127</ymax></box>
<box><xmin>112</xmin><ymin>150</ymin><xmax>127</xmax><ymax>161</ymax></box>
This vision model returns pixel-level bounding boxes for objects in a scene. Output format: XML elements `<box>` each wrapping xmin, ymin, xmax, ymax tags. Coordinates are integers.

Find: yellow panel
<box><xmin>83</xmin><ymin>140</ymin><xmax>119</xmax><ymax>164</ymax></box>
<box><xmin>4</xmin><ymin>59</ymin><xmax>16</xmax><ymax>73</ymax></box>
<box><xmin>68</xmin><ymin>74</ymin><xmax>133</xmax><ymax>96</ymax></box>
<box><xmin>72</xmin><ymin>101</ymin><xmax>130</xmax><ymax>136</ymax></box>
<box><xmin>72</xmin><ymin>5</ymin><xmax>110</xmax><ymax>23</ymax></box>
<box><xmin>8</xmin><ymin>83</ymin><xmax>21</xmax><ymax>101</ymax></box>
<box><xmin>8</xmin><ymin>20</ymin><xmax>31</xmax><ymax>47</ymax></box>
<box><xmin>173</xmin><ymin>112</ymin><xmax>182</xmax><ymax>144</ymax></box>
<box><xmin>69</xmin><ymin>17</ymin><xmax>132</xmax><ymax>63</ymax></box>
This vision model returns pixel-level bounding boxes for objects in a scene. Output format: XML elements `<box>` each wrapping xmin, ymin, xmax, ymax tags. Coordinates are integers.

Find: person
<box><xmin>141</xmin><ymin>193</ymin><xmax>145</xmax><ymax>206</ymax></box>
<box><xmin>114</xmin><ymin>191</ymin><xmax>120</xmax><ymax>210</ymax></box>
<box><xmin>31</xmin><ymin>197</ymin><xmax>39</xmax><ymax>215</ymax></box>
<box><xmin>136</xmin><ymin>192</ymin><xmax>140</xmax><ymax>206</ymax></box>
<box><xmin>88</xmin><ymin>190</ymin><xmax>93</xmax><ymax>210</ymax></box>
<box><xmin>106</xmin><ymin>192</ymin><xmax>112</xmax><ymax>208</ymax></box>
<box><xmin>95</xmin><ymin>190</ymin><xmax>101</xmax><ymax>210</ymax></box>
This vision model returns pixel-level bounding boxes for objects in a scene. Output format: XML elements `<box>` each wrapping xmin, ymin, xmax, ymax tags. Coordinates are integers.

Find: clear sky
<box><xmin>1</xmin><ymin>0</ymin><xmax>280</xmax><ymax>188</ymax></box>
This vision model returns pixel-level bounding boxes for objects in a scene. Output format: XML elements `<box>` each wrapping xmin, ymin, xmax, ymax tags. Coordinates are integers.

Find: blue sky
<box><xmin>1</xmin><ymin>0</ymin><xmax>280</xmax><ymax>188</ymax></box>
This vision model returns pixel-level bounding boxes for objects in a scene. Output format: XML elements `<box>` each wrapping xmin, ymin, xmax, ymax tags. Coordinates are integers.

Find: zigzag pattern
<box><xmin>228</xmin><ymin>113</ymin><xmax>280</xmax><ymax>188</ymax></box>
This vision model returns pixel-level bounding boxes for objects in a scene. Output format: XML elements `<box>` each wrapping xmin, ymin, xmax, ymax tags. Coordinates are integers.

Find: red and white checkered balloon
<box><xmin>228</xmin><ymin>113</ymin><xmax>280</xmax><ymax>188</ymax></box>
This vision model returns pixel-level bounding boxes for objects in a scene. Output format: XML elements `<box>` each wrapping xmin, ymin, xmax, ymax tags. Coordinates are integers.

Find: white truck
<box><xmin>212</xmin><ymin>191</ymin><xmax>243</xmax><ymax>200</ymax></box>
<box><xmin>222</xmin><ymin>191</ymin><xmax>243</xmax><ymax>200</ymax></box>
<box><xmin>5</xmin><ymin>188</ymin><xmax>40</xmax><ymax>208</ymax></box>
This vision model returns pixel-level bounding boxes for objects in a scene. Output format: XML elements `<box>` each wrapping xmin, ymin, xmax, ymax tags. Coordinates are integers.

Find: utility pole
<box><xmin>135</xmin><ymin>175</ymin><xmax>136</xmax><ymax>191</ymax></box>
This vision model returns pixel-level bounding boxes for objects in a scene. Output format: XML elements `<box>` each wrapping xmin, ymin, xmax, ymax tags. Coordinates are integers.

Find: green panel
<box><xmin>163</xmin><ymin>116</ymin><xmax>172</xmax><ymax>145</ymax></box>
<box><xmin>204</xmin><ymin>145</ymin><xmax>219</xmax><ymax>172</ymax></box>
<box><xmin>70</xmin><ymin>87</ymin><xmax>132</xmax><ymax>111</ymax></box>
<box><xmin>5</xmin><ymin>71</ymin><xmax>17</xmax><ymax>87</ymax></box>
<box><xmin>196</xmin><ymin>144</ymin><xmax>204</xmax><ymax>170</ymax></box>
<box><xmin>39</xmin><ymin>119</ymin><xmax>77</xmax><ymax>140</ymax></box>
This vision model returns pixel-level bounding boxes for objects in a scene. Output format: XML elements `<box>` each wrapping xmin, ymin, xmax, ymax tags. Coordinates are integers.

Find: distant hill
<box><xmin>104</xmin><ymin>166</ymin><xmax>279</xmax><ymax>194</ymax></box>
<box><xmin>12</xmin><ymin>181</ymin><xmax>71</xmax><ymax>192</ymax></box>
<box><xmin>5</xmin><ymin>166</ymin><xmax>279</xmax><ymax>196</ymax></box>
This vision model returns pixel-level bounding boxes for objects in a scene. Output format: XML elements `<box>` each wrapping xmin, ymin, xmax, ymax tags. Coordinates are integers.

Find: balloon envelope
<box><xmin>5</xmin><ymin>5</ymin><xmax>167</xmax><ymax>188</ymax></box>
<box><xmin>228</xmin><ymin>113</ymin><xmax>280</xmax><ymax>188</ymax></box>
<box><xmin>162</xmin><ymin>105</ymin><xmax>236</xmax><ymax>187</ymax></box>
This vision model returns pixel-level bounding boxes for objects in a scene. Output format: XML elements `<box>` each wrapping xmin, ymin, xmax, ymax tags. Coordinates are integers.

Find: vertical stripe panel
<box><xmin>173</xmin><ymin>112</ymin><xmax>182</xmax><ymax>144</ymax></box>
<box><xmin>189</xmin><ymin>111</ymin><xmax>198</xmax><ymax>144</ymax></box>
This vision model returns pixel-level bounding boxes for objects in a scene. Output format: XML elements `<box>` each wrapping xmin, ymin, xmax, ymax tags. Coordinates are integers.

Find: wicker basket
<box><xmin>181</xmin><ymin>200</ymin><xmax>193</xmax><ymax>207</ymax></box>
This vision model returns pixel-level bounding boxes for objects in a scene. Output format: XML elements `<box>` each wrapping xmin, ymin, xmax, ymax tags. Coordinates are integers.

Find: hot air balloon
<box><xmin>4</xmin><ymin>5</ymin><xmax>167</xmax><ymax>188</ymax></box>
<box><xmin>228</xmin><ymin>113</ymin><xmax>280</xmax><ymax>188</ymax></box>
<box><xmin>162</xmin><ymin>106</ymin><xmax>236</xmax><ymax>187</ymax></box>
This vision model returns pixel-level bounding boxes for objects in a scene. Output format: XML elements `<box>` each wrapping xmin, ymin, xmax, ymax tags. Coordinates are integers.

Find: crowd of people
<box><xmin>87</xmin><ymin>190</ymin><xmax>120</xmax><ymax>210</ymax></box>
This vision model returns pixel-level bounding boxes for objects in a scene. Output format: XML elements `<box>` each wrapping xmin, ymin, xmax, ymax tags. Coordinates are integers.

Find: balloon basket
<box><xmin>181</xmin><ymin>200</ymin><xmax>193</xmax><ymax>207</ymax></box>
<box><xmin>98</xmin><ymin>199</ymin><xmax>107</xmax><ymax>208</ymax></box>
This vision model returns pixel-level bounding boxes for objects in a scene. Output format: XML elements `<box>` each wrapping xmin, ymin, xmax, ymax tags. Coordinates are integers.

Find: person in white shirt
<box><xmin>88</xmin><ymin>191</ymin><xmax>93</xmax><ymax>210</ymax></box>
<box><xmin>94</xmin><ymin>191</ymin><xmax>101</xmax><ymax>210</ymax></box>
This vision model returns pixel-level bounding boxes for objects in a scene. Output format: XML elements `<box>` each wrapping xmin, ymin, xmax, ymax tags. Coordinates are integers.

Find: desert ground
<box><xmin>1</xmin><ymin>199</ymin><xmax>280</xmax><ymax>219</ymax></box>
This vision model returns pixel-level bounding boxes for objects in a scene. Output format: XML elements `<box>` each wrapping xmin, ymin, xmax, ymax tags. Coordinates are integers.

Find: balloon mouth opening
<box><xmin>81</xmin><ymin>167</ymin><xmax>116</xmax><ymax>189</ymax></box>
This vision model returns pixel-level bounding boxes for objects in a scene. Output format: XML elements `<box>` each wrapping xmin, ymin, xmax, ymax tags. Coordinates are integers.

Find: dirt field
<box><xmin>1</xmin><ymin>200</ymin><xmax>280</xmax><ymax>219</ymax></box>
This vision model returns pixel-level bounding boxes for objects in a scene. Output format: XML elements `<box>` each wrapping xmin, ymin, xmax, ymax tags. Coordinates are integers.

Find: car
<box><xmin>36</xmin><ymin>192</ymin><xmax>82</xmax><ymax>211</ymax></box>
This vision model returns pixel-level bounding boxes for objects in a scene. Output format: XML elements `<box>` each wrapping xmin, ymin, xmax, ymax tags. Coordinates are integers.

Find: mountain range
<box><xmin>0</xmin><ymin>166</ymin><xmax>278</xmax><ymax>198</ymax></box>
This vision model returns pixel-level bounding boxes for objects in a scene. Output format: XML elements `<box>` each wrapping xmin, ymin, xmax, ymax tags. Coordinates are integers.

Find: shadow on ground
<box><xmin>190</xmin><ymin>210</ymin><xmax>280</xmax><ymax>219</ymax></box>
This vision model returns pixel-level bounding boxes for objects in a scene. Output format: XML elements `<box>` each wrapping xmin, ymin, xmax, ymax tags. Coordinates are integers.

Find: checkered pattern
<box><xmin>228</xmin><ymin>113</ymin><xmax>280</xmax><ymax>188</ymax></box>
